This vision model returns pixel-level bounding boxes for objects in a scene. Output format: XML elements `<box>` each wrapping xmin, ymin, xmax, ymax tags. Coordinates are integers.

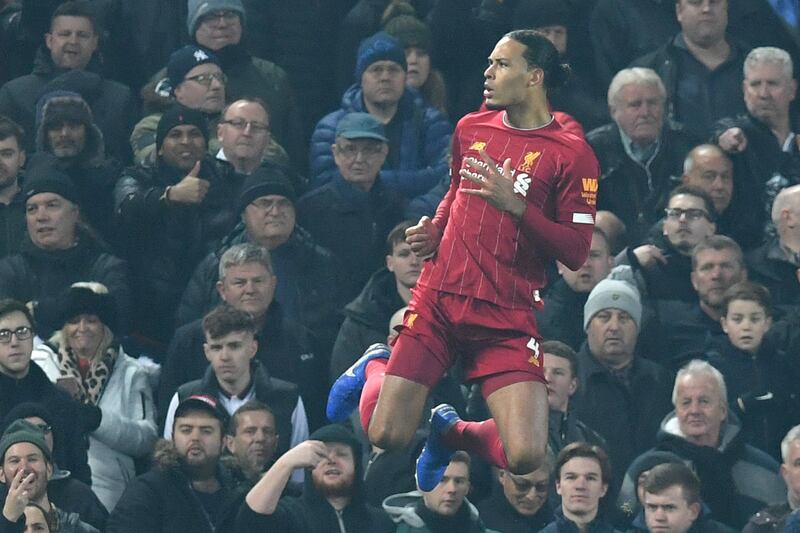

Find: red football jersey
<box><xmin>416</xmin><ymin>109</ymin><xmax>600</xmax><ymax>309</ymax></box>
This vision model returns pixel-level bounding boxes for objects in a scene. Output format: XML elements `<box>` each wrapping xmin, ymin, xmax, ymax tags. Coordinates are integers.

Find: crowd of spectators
<box><xmin>1</xmin><ymin>0</ymin><xmax>800</xmax><ymax>531</ymax></box>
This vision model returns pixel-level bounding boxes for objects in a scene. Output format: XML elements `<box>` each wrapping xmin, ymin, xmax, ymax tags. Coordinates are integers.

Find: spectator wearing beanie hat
<box><xmin>237</xmin><ymin>423</ymin><xmax>393</xmax><ymax>532</ymax></box>
<box><xmin>0</xmin><ymin>403</ymin><xmax>108</xmax><ymax>531</ymax></box>
<box><xmin>0</xmin><ymin>402</ymin><xmax>108</xmax><ymax>531</ymax></box>
<box><xmin>568</xmin><ymin>278</ymin><xmax>674</xmax><ymax>482</ymax></box>
<box><xmin>309</xmin><ymin>30</ymin><xmax>451</xmax><ymax>205</ymax></box>
<box><xmin>132</xmin><ymin>45</ymin><xmax>229</xmax><ymax>168</ymax></box>
<box><xmin>29</xmin><ymin>91</ymin><xmax>120</xmax><ymax>243</ymax></box>
<box><xmin>114</xmin><ymin>104</ymin><xmax>243</xmax><ymax>346</ymax></box>
<box><xmin>512</xmin><ymin>0</ymin><xmax>609</xmax><ymax>132</ymax></box>
<box><xmin>30</xmin><ymin>282</ymin><xmax>157</xmax><ymax>512</ymax></box>
<box><xmin>0</xmin><ymin>421</ymin><xmax>99</xmax><ymax>532</ymax></box>
<box><xmin>146</xmin><ymin>0</ymin><xmax>304</xmax><ymax>176</ymax></box>
<box><xmin>383</xmin><ymin>2</ymin><xmax>448</xmax><ymax>115</ymax></box>
<box><xmin>172</xmin><ymin>165</ymin><xmax>345</xmax><ymax>404</ymax></box>
<box><xmin>0</xmin><ymin>155</ymin><xmax>131</xmax><ymax>338</ymax></box>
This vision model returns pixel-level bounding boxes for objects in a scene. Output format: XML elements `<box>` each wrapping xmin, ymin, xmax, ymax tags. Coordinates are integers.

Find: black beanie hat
<box><xmin>513</xmin><ymin>0</ymin><xmax>570</xmax><ymax>29</ymax></box>
<box><xmin>237</xmin><ymin>165</ymin><xmax>296</xmax><ymax>213</ymax></box>
<box><xmin>156</xmin><ymin>104</ymin><xmax>209</xmax><ymax>152</ymax></box>
<box><xmin>22</xmin><ymin>155</ymin><xmax>80</xmax><ymax>206</ymax></box>
<box><xmin>0</xmin><ymin>420</ymin><xmax>52</xmax><ymax>463</ymax></box>
<box><xmin>355</xmin><ymin>31</ymin><xmax>407</xmax><ymax>80</ymax></box>
<box><xmin>309</xmin><ymin>424</ymin><xmax>362</xmax><ymax>458</ymax></box>
<box><xmin>55</xmin><ymin>285</ymin><xmax>117</xmax><ymax>332</ymax></box>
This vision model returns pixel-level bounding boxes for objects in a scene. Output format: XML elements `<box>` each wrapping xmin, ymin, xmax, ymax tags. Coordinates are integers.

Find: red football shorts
<box><xmin>386</xmin><ymin>285</ymin><xmax>545</xmax><ymax>398</ymax></box>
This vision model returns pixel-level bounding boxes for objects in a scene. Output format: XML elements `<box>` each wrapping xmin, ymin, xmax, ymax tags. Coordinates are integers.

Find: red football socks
<box><xmin>442</xmin><ymin>418</ymin><xmax>509</xmax><ymax>469</ymax></box>
<box><xmin>358</xmin><ymin>359</ymin><xmax>387</xmax><ymax>432</ymax></box>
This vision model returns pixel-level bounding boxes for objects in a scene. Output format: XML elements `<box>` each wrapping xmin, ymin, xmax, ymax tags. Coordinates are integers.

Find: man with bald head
<box><xmin>681</xmin><ymin>144</ymin><xmax>762</xmax><ymax>249</ymax></box>
<box><xmin>746</xmin><ymin>184</ymin><xmax>800</xmax><ymax>312</ymax></box>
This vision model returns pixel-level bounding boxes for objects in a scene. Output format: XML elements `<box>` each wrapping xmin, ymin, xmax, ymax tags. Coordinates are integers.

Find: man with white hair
<box><xmin>714</xmin><ymin>47</ymin><xmax>800</xmax><ymax>219</ymax></box>
<box><xmin>743</xmin><ymin>424</ymin><xmax>800</xmax><ymax>532</ymax></box>
<box><xmin>588</xmin><ymin>67</ymin><xmax>699</xmax><ymax>245</ymax></box>
<box><xmin>621</xmin><ymin>360</ymin><xmax>785</xmax><ymax>529</ymax></box>
<box><xmin>745</xmin><ymin>184</ymin><xmax>800</xmax><ymax>311</ymax></box>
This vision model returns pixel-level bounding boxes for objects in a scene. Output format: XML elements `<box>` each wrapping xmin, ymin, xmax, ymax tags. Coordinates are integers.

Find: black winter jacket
<box><xmin>329</xmin><ymin>268</ymin><xmax>406</xmax><ymax>381</ymax></box>
<box><xmin>588</xmin><ymin>122</ymin><xmax>697</xmax><ymax>246</ymax></box>
<box><xmin>0</xmin><ymin>46</ymin><xmax>135</xmax><ymax>163</ymax></box>
<box><xmin>106</xmin><ymin>441</ymin><xmax>246</xmax><ymax>533</ymax></box>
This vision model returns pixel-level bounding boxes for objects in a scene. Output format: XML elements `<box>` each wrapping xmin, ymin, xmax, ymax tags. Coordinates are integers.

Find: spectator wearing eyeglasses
<box><xmin>0</xmin><ymin>403</ymin><xmax>108</xmax><ymax>531</ymax></box>
<box><xmin>131</xmin><ymin>45</ymin><xmax>227</xmax><ymax>168</ymax></box>
<box><xmin>297</xmin><ymin>112</ymin><xmax>405</xmax><ymax>300</ymax></box>
<box><xmin>115</xmin><ymin>105</ymin><xmax>244</xmax><ymax>346</ymax></box>
<box><xmin>0</xmin><ymin>300</ymin><xmax>93</xmax><ymax>490</ymax></box>
<box><xmin>216</xmin><ymin>98</ymin><xmax>289</xmax><ymax>174</ymax></box>
<box><xmin>144</xmin><ymin>0</ymin><xmax>305</xmax><ymax>177</ymax></box>
<box><xmin>616</xmin><ymin>186</ymin><xmax>718</xmax><ymax>305</ymax></box>
<box><xmin>476</xmin><ymin>456</ymin><xmax>555</xmax><ymax>533</ymax></box>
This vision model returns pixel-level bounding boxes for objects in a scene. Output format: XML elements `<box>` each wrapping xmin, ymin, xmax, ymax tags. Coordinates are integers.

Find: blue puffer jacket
<box><xmin>308</xmin><ymin>84</ymin><xmax>452</xmax><ymax>200</ymax></box>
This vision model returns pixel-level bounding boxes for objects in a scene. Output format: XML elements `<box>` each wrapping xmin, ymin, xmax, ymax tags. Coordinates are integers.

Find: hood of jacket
<box><xmin>343</xmin><ymin>267</ymin><xmax>404</xmax><ymax>329</ymax></box>
<box><xmin>658</xmin><ymin>409</ymin><xmax>745</xmax><ymax>455</ymax></box>
<box><xmin>34</xmin><ymin>96</ymin><xmax>105</xmax><ymax>167</ymax></box>
<box><xmin>382</xmin><ymin>490</ymin><xmax>481</xmax><ymax>528</ymax></box>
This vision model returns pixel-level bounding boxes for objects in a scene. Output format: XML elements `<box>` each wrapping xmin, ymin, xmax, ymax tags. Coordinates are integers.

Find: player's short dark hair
<box><xmin>0</xmin><ymin>300</ymin><xmax>34</xmax><ymax>330</ymax></box>
<box><xmin>51</xmin><ymin>1</ymin><xmax>99</xmax><ymax>34</ymax></box>
<box><xmin>691</xmin><ymin>235</ymin><xmax>744</xmax><ymax>270</ymax></box>
<box><xmin>641</xmin><ymin>462</ymin><xmax>701</xmax><ymax>505</ymax></box>
<box><xmin>228</xmin><ymin>400</ymin><xmax>276</xmax><ymax>436</ymax></box>
<box><xmin>0</xmin><ymin>117</ymin><xmax>24</xmax><ymax>146</ymax></box>
<box><xmin>541</xmin><ymin>340</ymin><xmax>578</xmax><ymax>377</ymax></box>
<box><xmin>504</xmin><ymin>29</ymin><xmax>570</xmax><ymax>89</ymax></box>
<box><xmin>721</xmin><ymin>281</ymin><xmax>772</xmax><ymax>318</ymax></box>
<box><xmin>202</xmin><ymin>305</ymin><xmax>256</xmax><ymax>340</ymax></box>
<box><xmin>556</xmin><ymin>442</ymin><xmax>611</xmax><ymax>485</ymax></box>
<box><xmin>387</xmin><ymin>220</ymin><xmax>414</xmax><ymax>254</ymax></box>
<box><xmin>668</xmin><ymin>185</ymin><xmax>717</xmax><ymax>222</ymax></box>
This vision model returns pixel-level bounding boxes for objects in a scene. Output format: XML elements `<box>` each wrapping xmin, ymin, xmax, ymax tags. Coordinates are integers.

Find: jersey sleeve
<box><xmin>519</xmin><ymin>141</ymin><xmax>599</xmax><ymax>270</ymax></box>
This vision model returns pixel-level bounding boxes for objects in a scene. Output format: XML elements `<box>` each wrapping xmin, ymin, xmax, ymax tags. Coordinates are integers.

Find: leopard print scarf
<box><xmin>50</xmin><ymin>326</ymin><xmax>117</xmax><ymax>405</ymax></box>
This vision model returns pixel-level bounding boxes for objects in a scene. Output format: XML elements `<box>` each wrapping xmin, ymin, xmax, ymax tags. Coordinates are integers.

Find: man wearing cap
<box><xmin>0</xmin><ymin>117</ymin><xmax>27</xmax><ymax>258</ymax></box>
<box><xmin>0</xmin><ymin>420</ymin><xmax>98</xmax><ymax>533</ymax></box>
<box><xmin>237</xmin><ymin>423</ymin><xmax>394</xmax><ymax>531</ymax></box>
<box><xmin>175</xmin><ymin>166</ymin><xmax>345</xmax><ymax>359</ymax></box>
<box><xmin>163</xmin><ymin>243</ymin><xmax>324</xmax><ymax>431</ymax></box>
<box><xmin>29</xmin><ymin>91</ymin><xmax>120</xmax><ymax>243</ymax></box>
<box><xmin>310</xmin><ymin>31</ymin><xmax>451</xmax><ymax>204</ymax></box>
<box><xmin>131</xmin><ymin>45</ymin><xmax>227</xmax><ymax>167</ymax></box>
<box><xmin>115</xmin><ymin>104</ymin><xmax>243</xmax><ymax>344</ymax></box>
<box><xmin>0</xmin><ymin>157</ymin><xmax>131</xmax><ymax>336</ymax></box>
<box><xmin>107</xmin><ymin>394</ymin><xmax>247</xmax><ymax>533</ymax></box>
<box><xmin>162</xmin><ymin>305</ymin><xmax>308</xmax><ymax>458</ymax></box>
<box><xmin>570</xmin><ymin>278</ymin><xmax>673</xmax><ymax>483</ymax></box>
<box><xmin>298</xmin><ymin>112</ymin><xmax>405</xmax><ymax>299</ymax></box>
<box><xmin>0</xmin><ymin>1</ymin><xmax>135</xmax><ymax>163</ymax></box>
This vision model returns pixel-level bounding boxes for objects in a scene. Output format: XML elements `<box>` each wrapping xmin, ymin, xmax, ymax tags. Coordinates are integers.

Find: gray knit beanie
<box><xmin>187</xmin><ymin>0</ymin><xmax>245</xmax><ymax>36</ymax></box>
<box><xmin>583</xmin><ymin>279</ymin><xmax>642</xmax><ymax>330</ymax></box>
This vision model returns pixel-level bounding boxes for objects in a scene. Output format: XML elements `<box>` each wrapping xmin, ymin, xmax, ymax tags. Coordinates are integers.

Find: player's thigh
<box><xmin>485</xmin><ymin>377</ymin><xmax>549</xmax><ymax>473</ymax></box>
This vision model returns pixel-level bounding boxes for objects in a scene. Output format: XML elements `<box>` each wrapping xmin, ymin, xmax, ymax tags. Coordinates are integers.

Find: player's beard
<box><xmin>484</xmin><ymin>100</ymin><xmax>507</xmax><ymax>110</ymax></box>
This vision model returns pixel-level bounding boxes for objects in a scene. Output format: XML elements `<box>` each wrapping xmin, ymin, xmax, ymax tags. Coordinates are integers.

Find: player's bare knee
<box><xmin>506</xmin><ymin>446</ymin><xmax>545</xmax><ymax>475</ymax></box>
<box><xmin>368</xmin><ymin>421</ymin><xmax>413</xmax><ymax>450</ymax></box>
